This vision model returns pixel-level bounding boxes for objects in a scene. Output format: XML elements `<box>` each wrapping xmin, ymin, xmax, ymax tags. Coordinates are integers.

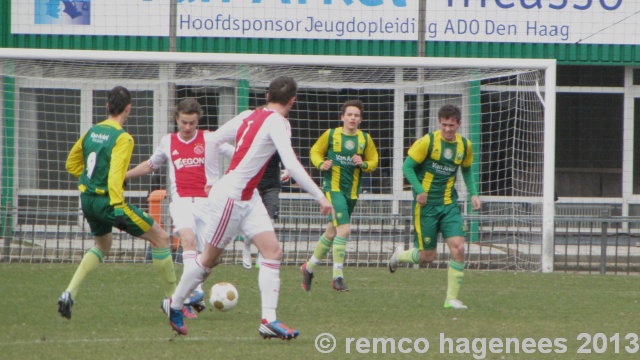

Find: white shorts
<box><xmin>203</xmin><ymin>190</ymin><xmax>274</xmax><ymax>249</ymax></box>
<box><xmin>169</xmin><ymin>197</ymin><xmax>210</xmax><ymax>252</ymax></box>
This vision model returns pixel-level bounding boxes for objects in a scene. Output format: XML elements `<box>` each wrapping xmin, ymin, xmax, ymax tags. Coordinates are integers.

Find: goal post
<box><xmin>0</xmin><ymin>48</ymin><xmax>556</xmax><ymax>272</ymax></box>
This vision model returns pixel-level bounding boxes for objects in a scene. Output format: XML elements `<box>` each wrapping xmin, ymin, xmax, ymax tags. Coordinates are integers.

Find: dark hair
<box><xmin>341</xmin><ymin>100</ymin><xmax>364</xmax><ymax>116</ymax></box>
<box><xmin>267</xmin><ymin>76</ymin><xmax>297</xmax><ymax>106</ymax></box>
<box><xmin>438</xmin><ymin>104</ymin><xmax>461</xmax><ymax>123</ymax></box>
<box><xmin>107</xmin><ymin>86</ymin><xmax>132</xmax><ymax>116</ymax></box>
<box><xmin>174</xmin><ymin>98</ymin><xmax>203</xmax><ymax>119</ymax></box>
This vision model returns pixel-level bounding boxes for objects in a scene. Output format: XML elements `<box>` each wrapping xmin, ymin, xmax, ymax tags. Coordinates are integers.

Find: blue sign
<box><xmin>35</xmin><ymin>0</ymin><xmax>91</xmax><ymax>25</ymax></box>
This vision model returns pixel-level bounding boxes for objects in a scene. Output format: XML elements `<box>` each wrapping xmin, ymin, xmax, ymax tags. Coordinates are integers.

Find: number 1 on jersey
<box><xmin>86</xmin><ymin>152</ymin><xmax>97</xmax><ymax>178</ymax></box>
<box><xmin>236</xmin><ymin>120</ymin><xmax>254</xmax><ymax>151</ymax></box>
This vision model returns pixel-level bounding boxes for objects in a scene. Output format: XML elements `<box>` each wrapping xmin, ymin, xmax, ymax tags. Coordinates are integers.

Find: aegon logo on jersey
<box><xmin>173</xmin><ymin>157</ymin><xmax>205</xmax><ymax>169</ymax></box>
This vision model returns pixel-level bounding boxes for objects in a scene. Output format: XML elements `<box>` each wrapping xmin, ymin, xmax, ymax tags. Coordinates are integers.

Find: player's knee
<box><xmin>270</xmin><ymin>246</ymin><xmax>283</xmax><ymax>260</ymax></box>
<box><xmin>451</xmin><ymin>243</ymin><xmax>465</xmax><ymax>258</ymax></box>
<box><xmin>259</xmin><ymin>244</ymin><xmax>282</xmax><ymax>261</ymax></box>
<box><xmin>180</xmin><ymin>236</ymin><xmax>197</xmax><ymax>251</ymax></box>
<box><xmin>211</xmin><ymin>255</ymin><xmax>222</xmax><ymax>267</ymax></box>
<box><xmin>146</xmin><ymin>225</ymin><xmax>170</xmax><ymax>248</ymax></box>
<box><xmin>196</xmin><ymin>247</ymin><xmax>220</xmax><ymax>268</ymax></box>
<box><xmin>420</xmin><ymin>250</ymin><xmax>437</xmax><ymax>264</ymax></box>
<box><xmin>451</xmin><ymin>250</ymin><xmax>465</xmax><ymax>262</ymax></box>
<box><xmin>336</xmin><ymin>225</ymin><xmax>351</xmax><ymax>238</ymax></box>
<box><xmin>324</xmin><ymin>231</ymin><xmax>336</xmax><ymax>241</ymax></box>
<box><xmin>96</xmin><ymin>243</ymin><xmax>112</xmax><ymax>254</ymax></box>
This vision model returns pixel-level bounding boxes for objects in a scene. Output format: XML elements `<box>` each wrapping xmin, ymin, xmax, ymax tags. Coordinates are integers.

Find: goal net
<box><xmin>0</xmin><ymin>49</ymin><xmax>556</xmax><ymax>271</ymax></box>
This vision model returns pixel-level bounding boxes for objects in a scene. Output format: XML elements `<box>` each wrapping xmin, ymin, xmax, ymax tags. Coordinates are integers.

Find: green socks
<box><xmin>151</xmin><ymin>247</ymin><xmax>177</xmax><ymax>297</ymax></box>
<box><xmin>332</xmin><ymin>236</ymin><xmax>347</xmax><ymax>278</ymax></box>
<box><xmin>305</xmin><ymin>234</ymin><xmax>349</xmax><ymax>279</ymax></box>
<box><xmin>306</xmin><ymin>234</ymin><xmax>333</xmax><ymax>272</ymax></box>
<box><xmin>66</xmin><ymin>247</ymin><xmax>104</xmax><ymax>299</ymax></box>
<box><xmin>397</xmin><ymin>248</ymin><xmax>420</xmax><ymax>264</ymax></box>
<box><xmin>446</xmin><ymin>259</ymin><xmax>465</xmax><ymax>301</ymax></box>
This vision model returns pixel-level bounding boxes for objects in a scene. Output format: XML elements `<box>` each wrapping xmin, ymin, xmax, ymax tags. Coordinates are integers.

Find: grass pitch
<box><xmin>1</xmin><ymin>263</ymin><xmax>639</xmax><ymax>359</ymax></box>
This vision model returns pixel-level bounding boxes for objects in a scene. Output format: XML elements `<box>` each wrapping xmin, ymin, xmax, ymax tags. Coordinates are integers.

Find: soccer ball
<box><xmin>209</xmin><ymin>282</ymin><xmax>238</xmax><ymax>312</ymax></box>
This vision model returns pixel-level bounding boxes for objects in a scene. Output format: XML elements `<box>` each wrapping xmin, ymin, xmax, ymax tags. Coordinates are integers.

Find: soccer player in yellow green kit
<box><xmin>301</xmin><ymin>100</ymin><xmax>379</xmax><ymax>292</ymax></box>
<box><xmin>57</xmin><ymin>86</ymin><xmax>176</xmax><ymax>319</ymax></box>
<box><xmin>388</xmin><ymin>104</ymin><xmax>481</xmax><ymax>309</ymax></box>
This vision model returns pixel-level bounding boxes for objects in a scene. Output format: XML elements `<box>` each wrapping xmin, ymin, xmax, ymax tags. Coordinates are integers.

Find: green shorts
<box><xmin>325</xmin><ymin>191</ymin><xmax>357</xmax><ymax>227</ymax></box>
<box><xmin>412</xmin><ymin>202</ymin><xmax>466</xmax><ymax>250</ymax></box>
<box><xmin>80</xmin><ymin>193</ymin><xmax>154</xmax><ymax>237</ymax></box>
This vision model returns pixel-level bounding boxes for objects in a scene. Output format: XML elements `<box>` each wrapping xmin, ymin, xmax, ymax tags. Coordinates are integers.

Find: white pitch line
<box><xmin>0</xmin><ymin>336</ymin><xmax>257</xmax><ymax>346</ymax></box>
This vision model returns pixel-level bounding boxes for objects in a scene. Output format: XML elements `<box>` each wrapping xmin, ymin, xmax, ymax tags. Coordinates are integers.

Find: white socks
<box><xmin>171</xmin><ymin>252</ymin><xmax>211</xmax><ymax>311</ymax></box>
<box><xmin>258</xmin><ymin>258</ymin><xmax>281</xmax><ymax>322</ymax></box>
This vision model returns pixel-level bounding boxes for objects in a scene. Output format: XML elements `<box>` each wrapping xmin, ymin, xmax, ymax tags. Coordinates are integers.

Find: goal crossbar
<box><xmin>0</xmin><ymin>48</ymin><xmax>556</xmax><ymax>272</ymax></box>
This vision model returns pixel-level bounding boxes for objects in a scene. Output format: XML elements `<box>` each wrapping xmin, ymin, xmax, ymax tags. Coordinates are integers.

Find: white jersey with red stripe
<box><xmin>205</xmin><ymin>108</ymin><xmax>324</xmax><ymax>202</ymax></box>
<box><xmin>148</xmin><ymin>130</ymin><xmax>208</xmax><ymax>199</ymax></box>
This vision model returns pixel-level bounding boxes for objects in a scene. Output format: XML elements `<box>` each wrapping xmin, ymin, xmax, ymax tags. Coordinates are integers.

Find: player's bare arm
<box><xmin>126</xmin><ymin>161</ymin><xmax>153</xmax><ymax>180</ymax></box>
<box><xmin>471</xmin><ymin>195</ymin><xmax>481</xmax><ymax>211</ymax></box>
<box><xmin>317</xmin><ymin>197</ymin><xmax>334</xmax><ymax>216</ymax></box>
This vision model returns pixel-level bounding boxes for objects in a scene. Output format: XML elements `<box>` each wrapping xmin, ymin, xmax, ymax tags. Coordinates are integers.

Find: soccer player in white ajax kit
<box><xmin>127</xmin><ymin>98</ymin><xmax>216</xmax><ymax>318</ymax></box>
<box><xmin>162</xmin><ymin>76</ymin><xmax>333</xmax><ymax>339</ymax></box>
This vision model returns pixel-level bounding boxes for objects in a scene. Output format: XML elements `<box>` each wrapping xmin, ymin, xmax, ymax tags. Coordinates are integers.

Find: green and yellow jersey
<box><xmin>310</xmin><ymin>127</ymin><xmax>379</xmax><ymax>199</ymax></box>
<box><xmin>403</xmin><ymin>130</ymin><xmax>477</xmax><ymax>205</ymax></box>
<box><xmin>66</xmin><ymin>119</ymin><xmax>134</xmax><ymax>207</ymax></box>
